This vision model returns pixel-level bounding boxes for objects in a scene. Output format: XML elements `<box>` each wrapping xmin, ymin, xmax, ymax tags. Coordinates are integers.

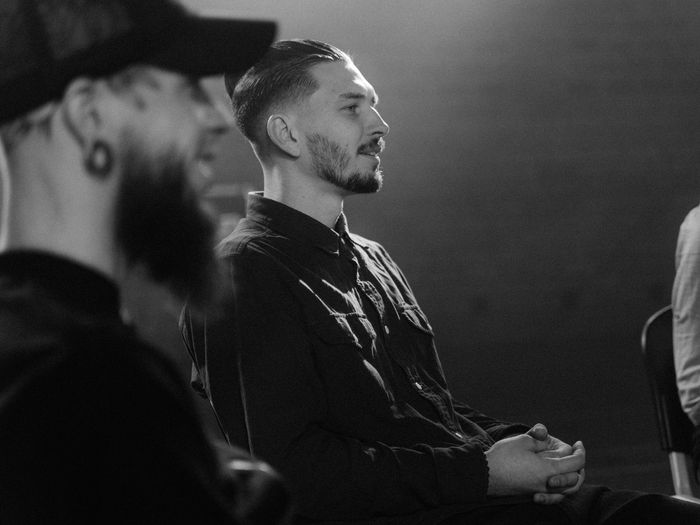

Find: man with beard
<box><xmin>0</xmin><ymin>0</ymin><xmax>288</xmax><ymax>523</ymax></box>
<box><xmin>181</xmin><ymin>39</ymin><xmax>700</xmax><ymax>524</ymax></box>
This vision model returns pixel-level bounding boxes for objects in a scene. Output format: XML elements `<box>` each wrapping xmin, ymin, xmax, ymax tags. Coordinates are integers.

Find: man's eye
<box><xmin>344</xmin><ymin>104</ymin><xmax>359</xmax><ymax>113</ymax></box>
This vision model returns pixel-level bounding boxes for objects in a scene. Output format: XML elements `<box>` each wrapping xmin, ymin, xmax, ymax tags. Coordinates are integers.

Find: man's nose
<box><xmin>369</xmin><ymin>107</ymin><xmax>390</xmax><ymax>137</ymax></box>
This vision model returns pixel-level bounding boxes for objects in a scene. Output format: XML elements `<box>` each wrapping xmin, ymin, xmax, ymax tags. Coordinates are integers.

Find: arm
<box><xmin>385</xmin><ymin>241</ymin><xmax>582</xmax><ymax>504</ymax></box>
<box><xmin>370</xmin><ymin>244</ymin><xmax>531</xmax><ymax>442</ymax></box>
<box><xmin>452</xmin><ymin>399</ymin><xmax>530</xmax><ymax>441</ymax></box>
<box><xmin>370</xmin><ymin>244</ymin><xmax>529</xmax><ymax>442</ymax></box>
<box><xmin>673</xmin><ymin>208</ymin><xmax>700</xmax><ymax>427</ymax></box>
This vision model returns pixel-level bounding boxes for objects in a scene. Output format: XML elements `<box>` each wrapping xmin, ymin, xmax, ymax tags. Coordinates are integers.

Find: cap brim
<box><xmin>150</xmin><ymin>15</ymin><xmax>276</xmax><ymax>78</ymax></box>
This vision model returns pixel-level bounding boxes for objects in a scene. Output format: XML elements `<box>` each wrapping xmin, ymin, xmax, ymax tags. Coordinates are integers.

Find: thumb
<box><xmin>527</xmin><ymin>423</ymin><xmax>549</xmax><ymax>441</ymax></box>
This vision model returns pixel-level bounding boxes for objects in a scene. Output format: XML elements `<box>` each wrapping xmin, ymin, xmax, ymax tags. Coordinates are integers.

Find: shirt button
<box><xmin>384</xmin><ymin>326</ymin><xmax>390</xmax><ymax>335</ymax></box>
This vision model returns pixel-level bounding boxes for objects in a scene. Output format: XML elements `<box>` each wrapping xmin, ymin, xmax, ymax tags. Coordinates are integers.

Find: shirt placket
<box><xmin>350</xmin><ymin>242</ymin><xmax>462</xmax><ymax>434</ymax></box>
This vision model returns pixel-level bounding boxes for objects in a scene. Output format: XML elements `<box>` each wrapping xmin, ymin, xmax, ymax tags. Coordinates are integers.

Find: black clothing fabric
<box><xmin>0</xmin><ymin>250</ymin><xmax>281</xmax><ymax>524</ymax></box>
<box><xmin>180</xmin><ymin>194</ymin><xmax>700</xmax><ymax>524</ymax></box>
<box><xmin>181</xmin><ymin>193</ymin><xmax>530</xmax><ymax>523</ymax></box>
<box><xmin>437</xmin><ymin>488</ymin><xmax>700</xmax><ymax>525</ymax></box>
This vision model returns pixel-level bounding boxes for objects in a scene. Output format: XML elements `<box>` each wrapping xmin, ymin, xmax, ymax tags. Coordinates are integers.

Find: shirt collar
<box><xmin>245</xmin><ymin>192</ymin><xmax>352</xmax><ymax>255</ymax></box>
<box><xmin>0</xmin><ymin>249</ymin><xmax>121</xmax><ymax>320</ymax></box>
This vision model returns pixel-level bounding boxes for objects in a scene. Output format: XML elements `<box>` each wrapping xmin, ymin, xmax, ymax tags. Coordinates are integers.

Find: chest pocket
<box><xmin>399</xmin><ymin>303</ymin><xmax>434</xmax><ymax>336</ymax></box>
<box><xmin>390</xmin><ymin>303</ymin><xmax>437</xmax><ymax>368</ymax></box>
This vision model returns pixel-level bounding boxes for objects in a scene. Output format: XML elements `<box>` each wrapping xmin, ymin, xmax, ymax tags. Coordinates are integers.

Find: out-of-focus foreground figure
<box><xmin>0</xmin><ymin>1</ymin><xmax>288</xmax><ymax>523</ymax></box>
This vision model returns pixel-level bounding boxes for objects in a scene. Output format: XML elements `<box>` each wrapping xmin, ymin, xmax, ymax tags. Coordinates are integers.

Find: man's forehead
<box><xmin>308</xmin><ymin>60</ymin><xmax>377</xmax><ymax>103</ymax></box>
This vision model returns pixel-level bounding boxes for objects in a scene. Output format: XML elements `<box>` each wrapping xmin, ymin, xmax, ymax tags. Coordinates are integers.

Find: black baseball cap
<box><xmin>0</xmin><ymin>0</ymin><xmax>276</xmax><ymax>124</ymax></box>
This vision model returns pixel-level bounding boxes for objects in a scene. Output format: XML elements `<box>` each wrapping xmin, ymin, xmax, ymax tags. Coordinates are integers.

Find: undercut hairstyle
<box><xmin>226</xmin><ymin>39</ymin><xmax>350</xmax><ymax>147</ymax></box>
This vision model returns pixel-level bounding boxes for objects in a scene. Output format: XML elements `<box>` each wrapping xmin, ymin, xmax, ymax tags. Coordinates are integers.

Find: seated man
<box><xmin>181</xmin><ymin>39</ymin><xmax>700</xmax><ymax>524</ymax></box>
<box><xmin>672</xmin><ymin>204</ymin><xmax>700</xmax><ymax>478</ymax></box>
<box><xmin>0</xmin><ymin>0</ymin><xmax>288</xmax><ymax>523</ymax></box>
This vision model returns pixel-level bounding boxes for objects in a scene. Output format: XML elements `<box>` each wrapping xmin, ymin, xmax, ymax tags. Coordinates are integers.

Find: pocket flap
<box><xmin>400</xmin><ymin>304</ymin><xmax>434</xmax><ymax>335</ymax></box>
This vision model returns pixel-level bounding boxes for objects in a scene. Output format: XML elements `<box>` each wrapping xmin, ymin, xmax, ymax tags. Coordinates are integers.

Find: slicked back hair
<box><xmin>226</xmin><ymin>39</ymin><xmax>350</xmax><ymax>148</ymax></box>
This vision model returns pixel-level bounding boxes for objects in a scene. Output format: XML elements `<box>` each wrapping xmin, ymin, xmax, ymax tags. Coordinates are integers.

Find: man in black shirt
<box><xmin>182</xmin><ymin>39</ymin><xmax>700</xmax><ymax>524</ymax></box>
<box><xmin>0</xmin><ymin>1</ymin><xmax>285</xmax><ymax>522</ymax></box>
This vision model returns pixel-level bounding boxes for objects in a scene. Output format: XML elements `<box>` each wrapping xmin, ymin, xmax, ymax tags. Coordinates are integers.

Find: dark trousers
<box><xmin>437</xmin><ymin>486</ymin><xmax>700</xmax><ymax>525</ymax></box>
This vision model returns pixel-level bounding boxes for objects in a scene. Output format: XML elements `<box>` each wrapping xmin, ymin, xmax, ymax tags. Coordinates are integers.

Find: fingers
<box><xmin>547</xmin><ymin>471</ymin><xmax>579</xmax><ymax>491</ymax></box>
<box><xmin>562</xmin><ymin>468</ymin><xmax>585</xmax><ymax>496</ymax></box>
<box><xmin>530</xmin><ymin>434</ymin><xmax>554</xmax><ymax>453</ymax></box>
<box><xmin>534</xmin><ymin>492</ymin><xmax>566</xmax><ymax>505</ymax></box>
<box><xmin>550</xmin><ymin>440</ymin><xmax>585</xmax><ymax>473</ymax></box>
<box><xmin>527</xmin><ymin>423</ymin><xmax>548</xmax><ymax>441</ymax></box>
<box><xmin>538</xmin><ymin>442</ymin><xmax>573</xmax><ymax>459</ymax></box>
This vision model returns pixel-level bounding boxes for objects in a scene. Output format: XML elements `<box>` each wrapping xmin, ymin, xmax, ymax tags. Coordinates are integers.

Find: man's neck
<box><xmin>6</xmin><ymin>219</ymin><xmax>118</xmax><ymax>281</ymax></box>
<box><xmin>262</xmin><ymin>166</ymin><xmax>345</xmax><ymax>229</ymax></box>
<box><xmin>5</xmin><ymin>164</ymin><xmax>119</xmax><ymax>280</ymax></box>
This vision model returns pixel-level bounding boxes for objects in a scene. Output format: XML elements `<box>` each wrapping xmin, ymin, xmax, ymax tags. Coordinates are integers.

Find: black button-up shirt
<box><xmin>182</xmin><ymin>193</ymin><xmax>529</xmax><ymax>524</ymax></box>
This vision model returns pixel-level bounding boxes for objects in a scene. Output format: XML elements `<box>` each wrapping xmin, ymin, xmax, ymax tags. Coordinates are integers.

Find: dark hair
<box><xmin>226</xmin><ymin>39</ymin><xmax>349</xmax><ymax>145</ymax></box>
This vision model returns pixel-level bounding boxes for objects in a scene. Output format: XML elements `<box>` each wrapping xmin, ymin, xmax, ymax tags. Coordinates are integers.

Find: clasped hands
<box><xmin>485</xmin><ymin>423</ymin><xmax>586</xmax><ymax>505</ymax></box>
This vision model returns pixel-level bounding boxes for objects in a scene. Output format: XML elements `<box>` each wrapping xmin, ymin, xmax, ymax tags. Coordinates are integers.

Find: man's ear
<box><xmin>61</xmin><ymin>77</ymin><xmax>102</xmax><ymax>148</ymax></box>
<box><xmin>62</xmin><ymin>77</ymin><xmax>115</xmax><ymax>179</ymax></box>
<box><xmin>266</xmin><ymin>113</ymin><xmax>300</xmax><ymax>158</ymax></box>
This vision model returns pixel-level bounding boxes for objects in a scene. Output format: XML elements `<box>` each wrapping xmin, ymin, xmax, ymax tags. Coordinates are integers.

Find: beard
<box><xmin>306</xmin><ymin>133</ymin><xmax>383</xmax><ymax>194</ymax></box>
<box><xmin>114</xmin><ymin>136</ymin><xmax>221</xmax><ymax>312</ymax></box>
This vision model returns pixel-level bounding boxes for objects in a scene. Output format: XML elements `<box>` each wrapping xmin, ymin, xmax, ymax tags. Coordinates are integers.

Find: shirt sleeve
<box><xmin>200</xmin><ymin>248</ymin><xmax>492</xmax><ymax>521</ymax></box>
<box><xmin>673</xmin><ymin>206</ymin><xmax>700</xmax><ymax>426</ymax></box>
<box><xmin>452</xmin><ymin>400</ymin><xmax>530</xmax><ymax>441</ymax></box>
<box><xmin>365</xmin><ymin>242</ymin><xmax>530</xmax><ymax>441</ymax></box>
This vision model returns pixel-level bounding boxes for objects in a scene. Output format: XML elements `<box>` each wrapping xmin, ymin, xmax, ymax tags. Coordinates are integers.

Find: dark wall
<box><xmin>130</xmin><ymin>0</ymin><xmax>700</xmax><ymax>491</ymax></box>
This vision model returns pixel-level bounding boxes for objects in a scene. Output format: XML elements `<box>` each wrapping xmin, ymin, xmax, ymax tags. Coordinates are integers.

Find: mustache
<box><xmin>357</xmin><ymin>138</ymin><xmax>386</xmax><ymax>155</ymax></box>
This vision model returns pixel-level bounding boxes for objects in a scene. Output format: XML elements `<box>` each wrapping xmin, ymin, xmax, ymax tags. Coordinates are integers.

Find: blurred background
<box><xmin>125</xmin><ymin>0</ymin><xmax>700</xmax><ymax>494</ymax></box>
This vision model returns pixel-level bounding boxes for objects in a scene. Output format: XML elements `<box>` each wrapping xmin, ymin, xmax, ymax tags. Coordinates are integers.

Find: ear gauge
<box><xmin>84</xmin><ymin>140</ymin><xmax>113</xmax><ymax>179</ymax></box>
<box><xmin>58</xmin><ymin>87</ymin><xmax>113</xmax><ymax>179</ymax></box>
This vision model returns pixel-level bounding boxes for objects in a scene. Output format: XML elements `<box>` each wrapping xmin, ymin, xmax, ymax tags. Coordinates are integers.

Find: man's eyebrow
<box><xmin>338</xmin><ymin>92</ymin><xmax>379</xmax><ymax>105</ymax></box>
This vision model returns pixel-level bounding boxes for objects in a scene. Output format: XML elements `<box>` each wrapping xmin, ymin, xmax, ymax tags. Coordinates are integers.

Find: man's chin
<box><xmin>320</xmin><ymin>164</ymin><xmax>384</xmax><ymax>195</ymax></box>
<box><xmin>352</xmin><ymin>170</ymin><xmax>383</xmax><ymax>194</ymax></box>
